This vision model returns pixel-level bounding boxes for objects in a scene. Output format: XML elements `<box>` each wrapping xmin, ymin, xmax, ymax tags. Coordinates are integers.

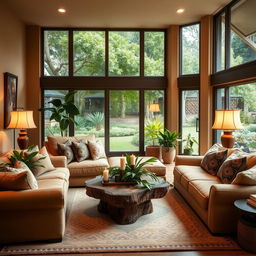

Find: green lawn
<box><xmin>110</xmin><ymin>136</ymin><xmax>138</xmax><ymax>151</ymax></box>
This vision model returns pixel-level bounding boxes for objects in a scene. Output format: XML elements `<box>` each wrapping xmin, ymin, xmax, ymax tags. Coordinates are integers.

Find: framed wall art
<box><xmin>4</xmin><ymin>72</ymin><xmax>18</xmax><ymax>128</ymax></box>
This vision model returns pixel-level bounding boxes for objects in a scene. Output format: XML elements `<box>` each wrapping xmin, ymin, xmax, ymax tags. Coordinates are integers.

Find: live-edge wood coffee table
<box><xmin>85</xmin><ymin>176</ymin><xmax>170</xmax><ymax>224</ymax></box>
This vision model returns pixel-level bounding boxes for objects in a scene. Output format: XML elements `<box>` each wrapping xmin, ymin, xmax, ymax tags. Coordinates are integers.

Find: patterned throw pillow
<box><xmin>71</xmin><ymin>140</ymin><xmax>90</xmax><ymax>162</ymax></box>
<box><xmin>232</xmin><ymin>165</ymin><xmax>256</xmax><ymax>185</ymax></box>
<box><xmin>57</xmin><ymin>140</ymin><xmax>74</xmax><ymax>164</ymax></box>
<box><xmin>217</xmin><ymin>151</ymin><xmax>248</xmax><ymax>184</ymax></box>
<box><xmin>200</xmin><ymin>144</ymin><xmax>228</xmax><ymax>176</ymax></box>
<box><xmin>87</xmin><ymin>140</ymin><xmax>106</xmax><ymax>160</ymax></box>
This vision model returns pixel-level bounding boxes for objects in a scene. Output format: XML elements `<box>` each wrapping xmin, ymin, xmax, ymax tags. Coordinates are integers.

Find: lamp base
<box><xmin>221</xmin><ymin>131</ymin><xmax>235</xmax><ymax>148</ymax></box>
<box><xmin>17</xmin><ymin>129</ymin><xmax>29</xmax><ymax>150</ymax></box>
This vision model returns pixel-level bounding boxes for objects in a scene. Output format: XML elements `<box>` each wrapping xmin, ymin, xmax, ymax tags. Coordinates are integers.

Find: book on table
<box><xmin>249</xmin><ymin>194</ymin><xmax>256</xmax><ymax>201</ymax></box>
<box><xmin>247</xmin><ymin>198</ymin><xmax>256</xmax><ymax>208</ymax></box>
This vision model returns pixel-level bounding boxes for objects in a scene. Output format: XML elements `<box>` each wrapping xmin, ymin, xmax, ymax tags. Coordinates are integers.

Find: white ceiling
<box><xmin>5</xmin><ymin>0</ymin><xmax>232</xmax><ymax>28</ymax></box>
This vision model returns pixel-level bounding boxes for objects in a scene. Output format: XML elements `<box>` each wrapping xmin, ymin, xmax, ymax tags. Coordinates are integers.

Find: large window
<box><xmin>214</xmin><ymin>83</ymin><xmax>256</xmax><ymax>152</ymax></box>
<box><xmin>42</xmin><ymin>29</ymin><xmax>166</xmax><ymax>154</ymax></box>
<box><xmin>214</xmin><ymin>0</ymin><xmax>256</xmax><ymax>72</ymax></box>
<box><xmin>180</xmin><ymin>24</ymin><xmax>200</xmax><ymax>75</ymax></box>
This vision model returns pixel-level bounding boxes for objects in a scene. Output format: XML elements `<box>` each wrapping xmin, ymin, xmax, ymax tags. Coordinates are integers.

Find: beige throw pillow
<box><xmin>87</xmin><ymin>140</ymin><xmax>106</xmax><ymax>160</ymax></box>
<box><xmin>232</xmin><ymin>166</ymin><xmax>256</xmax><ymax>185</ymax></box>
<box><xmin>1</xmin><ymin>161</ymin><xmax>38</xmax><ymax>190</ymax></box>
<box><xmin>27</xmin><ymin>146</ymin><xmax>55</xmax><ymax>177</ymax></box>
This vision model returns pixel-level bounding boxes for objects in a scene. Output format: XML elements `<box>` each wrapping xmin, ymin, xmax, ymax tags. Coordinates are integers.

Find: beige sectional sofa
<box><xmin>174</xmin><ymin>155</ymin><xmax>256</xmax><ymax>234</ymax></box>
<box><xmin>0</xmin><ymin>156</ymin><xmax>69</xmax><ymax>244</ymax></box>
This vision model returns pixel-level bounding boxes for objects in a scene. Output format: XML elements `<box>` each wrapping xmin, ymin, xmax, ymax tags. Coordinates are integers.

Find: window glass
<box><xmin>181</xmin><ymin>24</ymin><xmax>200</xmax><ymax>75</ymax></box>
<box><xmin>43</xmin><ymin>90</ymin><xmax>69</xmax><ymax>139</ymax></box>
<box><xmin>144</xmin><ymin>90</ymin><xmax>164</xmax><ymax>148</ymax></box>
<box><xmin>230</xmin><ymin>0</ymin><xmax>256</xmax><ymax>67</ymax></box>
<box><xmin>215</xmin><ymin>13</ymin><xmax>226</xmax><ymax>71</ymax></box>
<box><xmin>74</xmin><ymin>90</ymin><xmax>105</xmax><ymax>146</ymax></box>
<box><xmin>44</xmin><ymin>31</ymin><xmax>68</xmax><ymax>76</ymax></box>
<box><xmin>181</xmin><ymin>90</ymin><xmax>199</xmax><ymax>154</ymax></box>
<box><xmin>144</xmin><ymin>32</ymin><xmax>164</xmax><ymax>76</ymax></box>
<box><xmin>109</xmin><ymin>32</ymin><xmax>140</xmax><ymax>76</ymax></box>
<box><xmin>73</xmin><ymin>31</ymin><xmax>105</xmax><ymax>76</ymax></box>
<box><xmin>230</xmin><ymin>83</ymin><xmax>256</xmax><ymax>152</ymax></box>
<box><xmin>110</xmin><ymin>90</ymin><xmax>139</xmax><ymax>151</ymax></box>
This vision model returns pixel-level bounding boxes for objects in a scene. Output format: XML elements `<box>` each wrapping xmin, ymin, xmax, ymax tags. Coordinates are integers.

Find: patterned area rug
<box><xmin>0</xmin><ymin>187</ymin><xmax>239</xmax><ymax>255</ymax></box>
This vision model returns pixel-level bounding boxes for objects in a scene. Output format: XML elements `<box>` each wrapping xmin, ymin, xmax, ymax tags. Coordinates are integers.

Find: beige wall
<box><xmin>0</xmin><ymin>2</ymin><xmax>26</xmax><ymax>153</ymax></box>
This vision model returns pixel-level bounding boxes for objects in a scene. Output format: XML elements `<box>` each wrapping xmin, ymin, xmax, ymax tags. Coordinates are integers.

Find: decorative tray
<box><xmin>101</xmin><ymin>180</ymin><xmax>136</xmax><ymax>186</ymax></box>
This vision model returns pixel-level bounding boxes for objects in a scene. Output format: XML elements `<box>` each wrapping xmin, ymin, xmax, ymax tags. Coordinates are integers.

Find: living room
<box><xmin>0</xmin><ymin>0</ymin><xmax>256</xmax><ymax>255</ymax></box>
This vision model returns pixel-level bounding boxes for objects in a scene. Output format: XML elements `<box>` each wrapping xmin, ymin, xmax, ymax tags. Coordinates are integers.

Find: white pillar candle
<box><xmin>120</xmin><ymin>156</ymin><xmax>126</xmax><ymax>170</ymax></box>
<box><xmin>103</xmin><ymin>169</ymin><xmax>109</xmax><ymax>182</ymax></box>
<box><xmin>130</xmin><ymin>154</ymin><xmax>135</xmax><ymax>165</ymax></box>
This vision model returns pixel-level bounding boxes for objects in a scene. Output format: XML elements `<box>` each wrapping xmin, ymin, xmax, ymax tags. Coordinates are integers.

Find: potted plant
<box><xmin>144</xmin><ymin>119</ymin><xmax>164</xmax><ymax>159</ymax></box>
<box><xmin>39</xmin><ymin>91</ymin><xmax>80</xmax><ymax>137</ymax></box>
<box><xmin>183</xmin><ymin>133</ymin><xmax>198</xmax><ymax>155</ymax></box>
<box><xmin>158</xmin><ymin>129</ymin><xmax>179</xmax><ymax>164</ymax></box>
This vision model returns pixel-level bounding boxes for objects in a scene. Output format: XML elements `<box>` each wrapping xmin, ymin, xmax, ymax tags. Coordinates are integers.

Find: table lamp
<box><xmin>7</xmin><ymin>110</ymin><xmax>36</xmax><ymax>150</ymax></box>
<box><xmin>149</xmin><ymin>103</ymin><xmax>160</xmax><ymax>113</ymax></box>
<box><xmin>212</xmin><ymin>109</ymin><xmax>243</xmax><ymax>148</ymax></box>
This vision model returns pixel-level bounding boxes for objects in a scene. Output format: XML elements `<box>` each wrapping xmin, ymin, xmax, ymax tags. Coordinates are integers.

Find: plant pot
<box><xmin>184</xmin><ymin>149</ymin><xmax>192</xmax><ymax>155</ymax></box>
<box><xmin>162</xmin><ymin>147</ymin><xmax>176</xmax><ymax>164</ymax></box>
<box><xmin>145</xmin><ymin>146</ymin><xmax>161</xmax><ymax>159</ymax></box>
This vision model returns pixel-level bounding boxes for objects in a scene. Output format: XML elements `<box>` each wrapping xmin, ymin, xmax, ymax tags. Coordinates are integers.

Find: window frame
<box><xmin>212</xmin><ymin>0</ymin><xmax>256</xmax><ymax>85</ymax></box>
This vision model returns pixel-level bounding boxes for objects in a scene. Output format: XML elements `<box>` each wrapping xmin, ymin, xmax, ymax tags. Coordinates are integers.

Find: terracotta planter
<box><xmin>161</xmin><ymin>147</ymin><xmax>176</xmax><ymax>164</ymax></box>
<box><xmin>145</xmin><ymin>146</ymin><xmax>161</xmax><ymax>160</ymax></box>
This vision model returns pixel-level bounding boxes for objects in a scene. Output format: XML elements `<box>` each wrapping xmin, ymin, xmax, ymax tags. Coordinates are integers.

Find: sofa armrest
<box><xmin>50</xmin><ymin>155</ymin><xmax>67</xmax><ymax>168</ymax></box>
<box><xmin>0</xmin><ymin>188</ymin><xmax>64</xmax><ymax>211</ymax></box>
<box><xmin>175</xmin><ymin>155</ymin><xmax>203</xmax><ymax>166</ymax></box>
<box><xmin>208</xmin><ymin>184</ymin><xmax>256</xmax><ymax>233</ymax></box>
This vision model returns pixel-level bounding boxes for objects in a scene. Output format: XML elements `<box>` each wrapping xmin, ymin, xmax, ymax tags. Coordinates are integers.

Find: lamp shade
<box><xmin>7</xmin><ymin>110</ymin><xmax>36</xmax><ymax>129</ymax></box>
<box><xmin>149</xmin><ymin>103</ymin><xmax>160</xmax><ymax>112</ymax></box>
<box><xmin>212</xmin><ymin>110</ymin><xmax>243</xmax><ymax>130</ymax></box>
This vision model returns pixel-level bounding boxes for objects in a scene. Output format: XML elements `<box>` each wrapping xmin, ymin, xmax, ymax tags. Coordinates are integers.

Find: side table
<box><xmin>234</xmin><ymin>199</ymin><xmax>256</xmax><ymax>253</ymax></box>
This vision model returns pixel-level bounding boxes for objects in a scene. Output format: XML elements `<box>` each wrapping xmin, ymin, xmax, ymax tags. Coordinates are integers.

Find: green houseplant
<box><xmin>158</xmin><ymin>129</ymin><xmax>179</xmax><ymax>164</ymax></box>
<box><xmin>108</xmin><ymin>155</ymin><xmax>158</xmax><ymax>190</ymax></box>
<box><xmin>39</xmin><ymin>91</ymin><xmax>80</xmax><ymax>137</ymax></box>
<box><xmin>183</xmin><ymin>133</ymin><xmax>198</xmax><ymax>155</ymax></box>
<box><xmin>144</xmin><ymin>118</ymin><xmax>164</xmax><ymax>159</ymax></box>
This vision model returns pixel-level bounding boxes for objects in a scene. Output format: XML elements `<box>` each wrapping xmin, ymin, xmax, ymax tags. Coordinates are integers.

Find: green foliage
<box><xmin>145</xmin><ymin>118</ymin><xmax>164</xmax><ymax>145</ymax></box>
<box><xmin>108</xmin><ymin>155</ymin><xmax>158</xmax><ymax>190</ymax></box>
<box><xmin>86</xmin><ymin>112</ymin><xmax>104</xmax><ymax>131</ymax></box>
<box><xmin>158</xmin><ymin>129</ymin><xmax>179</xmax><ymax>148</ymax></box>
<box><xmin>39</xmin><ymin>91</ymin><xmax>80</xmax><ymax>136</ymax></box>
<box><xmin>182</xmin><ymin>133</ymin><xmax>198</xmax><ymax>152</ymax></box>
<box><xmin>7</xmin><ymin>146</ymin><xmax>45</xmax><ymax>171</ymax></box>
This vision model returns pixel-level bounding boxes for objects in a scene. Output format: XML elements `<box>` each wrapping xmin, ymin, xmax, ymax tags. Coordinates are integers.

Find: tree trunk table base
<box><xmin>98</xmin><ymin>199</ymin><xmax>153</xmax><ymax>224</ymax></box>
<box><xmin>85</xmin><ymin>176</ymin><xmax>170</xmax><ymax>225</ymax></box>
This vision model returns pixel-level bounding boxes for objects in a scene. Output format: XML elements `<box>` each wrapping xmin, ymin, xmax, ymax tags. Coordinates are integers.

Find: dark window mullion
<box><xmin>69</xmin><ymin>89</ymin><xmax>75</xmax><ymax>136</ymax></box>
<box><xmin>225</xmin><ymin>7</ymin><xmax>231</xmax><ymax>69</ymax></box>
<box><xmin>139</xmin><ymin>90</ymin><xmax>144</xmax><ymax>155</ymax></box>
<box><xmin>105</xmin><ymin>89</ymin><xmax>110</xmax><ymax>155</ymax></box>
<box><xmin>105</xmin><ymin>30</ymin><xmax>109</xmax><ymax>77</ymax></box>
<box><xmin>140</xmin><ymin>32</ymin><xmax>144</xmax><ymax>77</ymax></box>
<box><xmin>69</xmin><ymin>29</ymin><xmax>74</xmax><ymax>76</ymax></box>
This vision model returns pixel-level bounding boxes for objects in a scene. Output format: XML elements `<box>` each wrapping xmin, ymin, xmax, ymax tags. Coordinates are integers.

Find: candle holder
<box><xmin>115</xmin><ymin>174</ymin><xmax>121</xmax><ymax>182</ymax></box>
<box><xmin>103</xmin><ymin>179</ymin><xmax>109</xmax><ymax>183</ymax></box>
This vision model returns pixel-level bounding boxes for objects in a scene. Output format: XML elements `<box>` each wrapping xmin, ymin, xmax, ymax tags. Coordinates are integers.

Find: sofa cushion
<box><xmin>37</xmin><ymin>168</ymin><xmax>70</xmax><ymax>182</ymax></box>
<box><xmin>232</xmin><ymin>166</ymin><xmax>256</xmax><ymax>185</ymax></box>
<box><xmin>188</xmin><ymin>180</ymin><xmax>218</xmax><ymax>210</ymax></box>
<box><xmin>47</xmin><ymin>134</ymin><xmax>96</xmax><ymax>156</ymax></box>
<box><xmin>68</xmin><ymin>158</ymin><xmax>109</xmax><ymax>177</ymax></box>
<box><xmin>108</xmin><ymin>156</ymin><xmax>166</xmax><ymax>176</ymax></box>
<box><xmin>57</xmin><ymin>140</ymin><xmax>74</xmax><ymax>164</ymax></box>
<box><xmin>217</xmin><ymin>151</ymin><xmax>250</xmax><ymax>184</ymax></box>
<box><xmin>87</xmin><ymin>140</ymin><xmax>106</xmax><ymax>160</ymax></box>
<box><xmin>71</xmin><ymin>140</ymin><xmax>90</xmax><ymax>162</ymax></box>
<box><xmin>175</xmin><ymin>165</ymin><xmax>220</xmax><ymax>190</ymax></box>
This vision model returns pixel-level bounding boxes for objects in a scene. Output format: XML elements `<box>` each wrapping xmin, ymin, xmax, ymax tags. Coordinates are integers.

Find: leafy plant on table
<box><xmin>108</xmin><ymin>155</ymin><xmax>159</xmax><ymax>190</ymax></box>
<box><xmin>39</xmin><ymin>91</ymin><xmax>80</xmax><ymax>137</ymax></box>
